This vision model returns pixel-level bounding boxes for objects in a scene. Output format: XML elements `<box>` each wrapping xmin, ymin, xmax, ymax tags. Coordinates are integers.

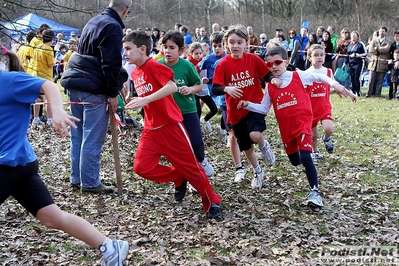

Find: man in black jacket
<box><xmin>63</xmin><ymin>0</ymin><xmax>131</xmax><ymax>195</ymax></box>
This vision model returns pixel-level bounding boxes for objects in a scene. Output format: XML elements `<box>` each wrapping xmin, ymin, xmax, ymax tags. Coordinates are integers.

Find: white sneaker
<box><xmin>251</xmin><ymin>169</ymin><xmax>264</xmax><ymax>189</ymax></box>
<box><xmin>32</xmin><ymin>118</ymin><xmax>45</xmax><ymax>126</ymax></box>
<box><xmin>187</xmin><ymin>183</ymin><xmax>198</xmax><ymax>193</ymax></box>
<box><xmin>101</xmin><ymin>239</ymin><xmax>129</xmax><ymax>266</ymax></box>
<box><xmin>200</xmin><ymin>157</ymin><xmax>214</xmax><ymax>177</ymax></box>
<box><xmin>201</xmin><ymin>118</ymin><xmax>212</xmax><ymax>133</ymax></box>
<box><xmin>311</xmin><ymin>150</ymin><xmax>323</xmax><ymax>163</ymax></box>
<box><xmin>218</xmin><ymin>127</ymin><xmax>227</xmax><ymax>144</ymax></box>
<box><xmin>261</xmin><ymin>140</ymin><xmax>275</xmax><ymax>166</ymax></box>
<box><xmin>234</xmin><ymin>169</ymin><xmax>245</xmax><ymax>182</ymax></box>
<box><xmin>308</xmin><ymin>190</ymin><xmax>323</xmax><ymax>208</ymax></box>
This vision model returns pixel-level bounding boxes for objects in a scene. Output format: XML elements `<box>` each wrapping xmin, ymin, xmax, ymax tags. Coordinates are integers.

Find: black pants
<box><xmin>349</xmin><ymin>63</ymin><xmax>363</xmax><ymax>96</ymax></box>
<box><xmin>195</xmin><ymin>95</ymin><xmax>217</xmax><ymax>121</ymax></box>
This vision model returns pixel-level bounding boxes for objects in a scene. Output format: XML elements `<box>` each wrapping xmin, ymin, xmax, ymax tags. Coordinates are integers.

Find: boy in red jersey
<box><xmin>238</xmin><ymin>46</ymin><xmax>355</xmax><ymax>210</ymax></box>
<box><xmin>306</xmin><ymin>44</ymin><xmax>357</xmax><ymax>162</ymax></box>
<box><xmin>212</xmin><ymin>24</ymin><xmax>275</xmax><ymax>189</ymax></box>
<box><xmin>123</xmin><ymin>30</ymin><xmax>221</xmax><ymax>219</ymax></box>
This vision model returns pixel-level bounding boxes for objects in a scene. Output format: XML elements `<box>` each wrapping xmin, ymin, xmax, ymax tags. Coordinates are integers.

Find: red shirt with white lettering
<box><xmin>213</xmin><ymin>52</ymin><xmax>269</xmax><ymax>125</ymax></box>
<box><xmin>131</xmin><ymin>58</ymin><xmax>182</xmax><ymax>129</ymax></box>
<box><xmin>306</xmin><ymin>67</ymin><xmax>332</xmax><ymax>125</ymax></box>
<box><xmin>267</xmin><ymin>71</ymin><xmax>313</xmax><ymax>143</ymax></box>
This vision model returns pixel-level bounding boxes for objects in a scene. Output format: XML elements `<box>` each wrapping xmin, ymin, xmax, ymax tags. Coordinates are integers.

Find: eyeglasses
<box><xmin>343</xmin><ymin>32</ymin><xmax>349</xmax><ymax>34</ymax></box>
<box><xmin>260</xmin><ymin>37</ymin><xmax>266</xmax><ymax>39</ymax></box>
<box><xmin>266</xmin><ymin>60</ymin><xmax>285</xmax><ymax>67</ymax></box>
<box><xmin>125</xmin><ymin>5</ymin><xmax>130</xmax><ymax>14</ymax></box>
<box><xmin>289</xmin><ymin>32</ymin><xmax>295</xmax><ymax>35</ymax></box>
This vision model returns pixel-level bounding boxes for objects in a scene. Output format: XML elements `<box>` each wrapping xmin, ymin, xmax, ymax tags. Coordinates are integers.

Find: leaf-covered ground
<box><xmin>1</xmin><ymin>90</ymin><xmax>399</xmax><ymax>265</ymax></box>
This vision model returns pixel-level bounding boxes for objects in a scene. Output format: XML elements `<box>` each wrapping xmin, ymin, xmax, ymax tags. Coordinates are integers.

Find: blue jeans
<box><xmin>67</xmin><ymin>89</ymin><xmax>109</xmax><ymax>188</ymax></box>
<box><xmin>182</xmin><ymin>112</ymin><xmax>205</xmax><ymax>163</ymax></box>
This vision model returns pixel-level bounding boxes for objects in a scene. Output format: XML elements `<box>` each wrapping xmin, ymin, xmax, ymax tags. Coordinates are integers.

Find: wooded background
<box><xmin>2</xmin><ymin>0</ymin><xmax>399</xmax><ymax>42</ymax></box>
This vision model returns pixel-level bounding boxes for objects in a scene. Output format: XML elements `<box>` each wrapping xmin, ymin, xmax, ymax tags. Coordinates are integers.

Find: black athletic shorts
<box><xmin>0</xmin><ymin>161</ymin><xmax>55</xmax><ymax>216</ymax></box>
<box><xmin>232</xmin><ymin>111</ymin><xmax>266</xmax><ymax>151</ymax></box>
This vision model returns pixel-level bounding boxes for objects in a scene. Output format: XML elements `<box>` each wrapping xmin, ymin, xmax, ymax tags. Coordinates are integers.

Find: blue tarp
<box><xmin>3</xmin><ymin>13</ymin><xmax>80</xmax><ymax>40</ymax></box>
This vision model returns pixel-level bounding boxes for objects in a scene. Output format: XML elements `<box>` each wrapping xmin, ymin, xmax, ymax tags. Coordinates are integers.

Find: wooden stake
<box><xmin>110</xmin><ymin>114</ymin><xmax>123</xmax><ymax>195</ymax></box>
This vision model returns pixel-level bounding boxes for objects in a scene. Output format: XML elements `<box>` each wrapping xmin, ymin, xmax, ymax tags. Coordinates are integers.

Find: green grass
<box><xmin>2</xmin><ymin>87</ymin><xmax>399</xmax><ymax>265</ymax></box>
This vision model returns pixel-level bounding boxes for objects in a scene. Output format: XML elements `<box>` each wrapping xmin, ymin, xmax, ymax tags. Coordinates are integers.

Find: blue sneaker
<box><xmin>322</xmin><ymin>134</ymin><xmax>334</xmax><ymax>154</ymax></box>
<box><xmin>207</xmin><ymin>203</ymin><xmax>221</xmax><ymax>219</ymax></box>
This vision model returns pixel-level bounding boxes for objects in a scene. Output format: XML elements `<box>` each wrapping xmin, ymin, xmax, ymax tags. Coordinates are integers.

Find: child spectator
<box><xmin>32</xmin><ymin>29</ymin><xmax>55</xmax><ymax>126</ymax></box>
<box><xmin>54</xmin><ymin>44</ymin><xmax>67</xmax><ymax>83</ymax></box>
<box><xmin>237</xmin><ymin>46</ymin><xmax>354</xmax><ymax>210</ymax></box>
<box><xmin>212</xmin><ymin>24</ymin><xmax>275</xmax><ymax>189</ymax></box>
<box><xmin>388</xmin><ymin>49</ymin><xmax>399</xmax><ymax>99</ymax></box>
<box><xmin>0</xmin><ymin>45</ymin><xmax>128</xmax><ymax>265</ymax></box>
<box><xmin>306</xmin><ymin>44</ymin><xmax>357</xmax><ymax>162</ymax></box>
<box><xmin>123</xmin><ymin>30</ymin><xmax>221</xmax><ymax>219</ymax></box>
<box><xmin>187</xmin><ymin>42</ymin><xmax>218</xmax><ymax>133</ymax></box>
<box><xmin>16</xmin><ymin>31</ymin><xmax>37</xmax><ymax>72</ymax></box>
<box><xmin>158</xmin><ymin>31</ymin><xmax>214</xmax><ymax>177</ymax></box>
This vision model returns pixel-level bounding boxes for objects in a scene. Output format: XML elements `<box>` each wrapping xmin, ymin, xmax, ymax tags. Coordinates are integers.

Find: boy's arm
<box><xmin>125</xmin><ymin>80</ymin><xmax>178</xmax><ymax>109</ymax></box>
<box><xmin>179</xmin><ymin>84</ymin><xmax>202</xmax><ymax>95</ymax></box>
<box><xmin>212</xmin><ymin>83</ymin><xmax>244</xmax><ymax>98</ymax></box>
<box><xmin>237</xmin><ymin>86</ymin><xmax>272</xmax><ymax>115</ymax></box>
<box><xmin>300</xmin><ymin>71</ymin><xmax>357</xmax><ymax>102</ymax></box>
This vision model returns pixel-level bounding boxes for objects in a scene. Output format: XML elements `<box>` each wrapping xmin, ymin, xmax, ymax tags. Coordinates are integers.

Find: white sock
<box><xmin>47</xmin><ymin>118</ymin><xmax>52</xmax><ymax>124</ymax></box>
<box><xmin>33</xmin><ymin>117</ymin><xmax>40</xmax><ymax>120</ymax></box>
<box><xmin>101</xmin><ymin>238</ymin><xmax>115</xmax><ymax>258</ymax></box>
<box><xmin>254</xmin><ymin>164</ymin><xmax>262</xmax><ymax>174</ymax></box>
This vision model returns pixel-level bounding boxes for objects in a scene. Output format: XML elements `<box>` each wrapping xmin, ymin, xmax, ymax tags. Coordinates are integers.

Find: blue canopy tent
<box><xmin>3</xmin><ymin>13</ymin><xmax>80</xmax><ymax>40</ymax></box>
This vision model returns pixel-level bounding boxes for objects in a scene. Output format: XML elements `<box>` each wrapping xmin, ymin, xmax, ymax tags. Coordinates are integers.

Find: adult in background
<box><xmin>335</xmin><ymin>28</ymin><xmax>351</xmax><ymax>89</ymax></box>
<box><xmin>345</xmin><ymin>31</ymin><xmax>367</xmax><ymax>96</ymax></box>
<box><xmin>151</xmin><ymin>27</ymin><xmax>160</xmax><ymax>54</ymax></box>
<box><xmin>292</xmin><ymin>27</ymin><xmax>309</xmax><ymax>70</ymax></box>
<box><xmin>247</xmin><ymin>25</ymin><xmax>258</xmax><ymax>53</ymax></box>
<box><xmin>212</xmin><ymin>23</ymin><xmax>220</xmax><ymax>33</ymax></box>
<box><xmin>320</xmin><ymin>31</ymin><xmax>334</xmax><ymax>69</ymax></box>
<box><xmin>198</xmin><ymin>27</ymin><xmax>210</xmax><ymax>45</ymax></box>
<box><xmin>61</xmin><ymin>0</ymin><xmax>132</xmax><ymax>193</ymax></box>
<box><xmin>327</xmin><ymin>25</ymin><xmax>339</xmax><ymax>53</ymax></box>
<box><xmin>180</xmin><ymin>25</ymin><xmax>192</xmax><ymax>45</ymax></box>
<box><xmin>366</xmin><ymin>26</ymin><xmax>392</xmax><ymax>98</ymax></box>
<box><xmin>258</xmin><ymin>33</ymin><xmax>268</xmax><ymax>60</ymax></box>
<box><xmin>316</xmin><ymin>26</ymin><xmax>325</xmax><ymax>43</ymax></box>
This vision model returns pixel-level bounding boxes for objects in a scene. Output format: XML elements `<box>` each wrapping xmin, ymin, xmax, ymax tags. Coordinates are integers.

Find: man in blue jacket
<box><xmin>63</xmin><ymin>0</ymin><xmax>131</xmax><ymax>195</ymax></box>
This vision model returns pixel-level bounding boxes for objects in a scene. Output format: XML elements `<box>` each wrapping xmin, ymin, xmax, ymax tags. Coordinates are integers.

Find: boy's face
<box><xmin>309</xmin><ymin>48</ymin><xmax>325</xmax><ymax>68</ymax></box>
<box><xmin>266</xmin><ymin>54</ymin><xmax>288</xmax><ymax>76</ymax></box>
<box><xmin>227</xmin><ymin>33</ymin><xmax>246</xmax><ymax>59</ymax></box>
<box><xmin>123</xmin><ymin>41</ymin><xmax>143</xmax><ymax>65</ymax></box>
<box><xmin>394</xmin><ymin>53</ymin><xmax>399</xmax><ymax>60</ymax></box>
<box><xmin>212</xmin><ymin>42</ymin><xmax>224</xmax><ymax>57</ymax></box>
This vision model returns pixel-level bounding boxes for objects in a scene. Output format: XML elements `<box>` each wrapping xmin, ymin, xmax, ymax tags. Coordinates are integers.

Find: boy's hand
<box><xmin>202</xmin><ymin>77</ymin><xmax>209</xmax><ymax>84</ymax></box>
<box><xmin>271</xmin><ymin>77</ymin><xmax>282</xmax><ymax>87</ymax></box>
<box><xmin>333</xmin><ymin>84</ymin><xmax>357</xmax><ymax>102</ymax></box>
<box><xmin>224</xmin><ymin>86</ymin><xmax>243</xmax><ymax>99</ymax></box>
<box><xmin>178</xmin><ymin>86</ymin><xmax>192</xmax><ymax>95</ymax></box>
<box><xmin>237</xmin><ymin>100</ymin><xmax>249</xmax><ymax>109</ymax></box>
<box><xmin>126</xmin><ymin>97</ymin><xmax>149</xmax><ymax>109</ymax></box>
